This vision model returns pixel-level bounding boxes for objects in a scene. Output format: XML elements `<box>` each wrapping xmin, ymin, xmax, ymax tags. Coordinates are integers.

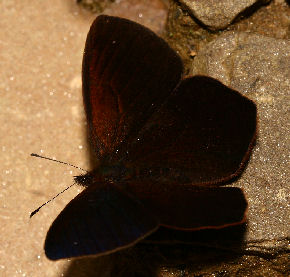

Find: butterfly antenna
<box><xmin>31</xmin><ymin>153</ymin><xmax>87</xmax><ymax>172</ymax></box>
<box><xmin>30</xmin><ymin>153</ymin><xmax>87</xmax><ymax>218</ymax></box>
<box><xmin>30</xmin><ymin>183</ymin><xmax>76</xmax><ymax>218</ymax></box>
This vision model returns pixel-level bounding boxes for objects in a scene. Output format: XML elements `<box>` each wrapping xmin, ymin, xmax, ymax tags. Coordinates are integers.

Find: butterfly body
<box><xmin>75</xmin><ymin>162</ymin><xmax>134</xmax><ymax>185</ymax></box>
<box><xmin>44</xmin><ymin>15</ymin><xmax>257</xmax><ymax>260</ymax></box>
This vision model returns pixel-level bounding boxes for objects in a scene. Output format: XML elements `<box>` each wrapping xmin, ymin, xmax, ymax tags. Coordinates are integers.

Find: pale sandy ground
<box><xmin>0</xmin><ymin>1</ymin><xmax>167</xmax><ymax>276</ymax></box>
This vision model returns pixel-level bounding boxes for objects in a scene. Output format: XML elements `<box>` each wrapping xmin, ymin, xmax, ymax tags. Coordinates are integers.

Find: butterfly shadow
<box><xmin>63</xmin><ymin>223</ymin><xmax>247</xmax><ymax>276</ymax></box>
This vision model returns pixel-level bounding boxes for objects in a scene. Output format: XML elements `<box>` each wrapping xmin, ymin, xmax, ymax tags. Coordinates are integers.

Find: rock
<box><xmin>191</xmin><ymin>31</ymin><xmax>290</xmax><ymax>247</ymax></box>
<box><xmin>179</xmin><ymin>0</ymin><xmax>271</xmax><ymax>30</ymax></box>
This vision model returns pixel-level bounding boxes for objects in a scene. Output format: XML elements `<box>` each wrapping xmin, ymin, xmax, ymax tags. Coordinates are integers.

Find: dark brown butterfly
<box><xmin>44</xmin><ymin>15</ymin><xmax>257</xmax><ymax>260</ymax></box>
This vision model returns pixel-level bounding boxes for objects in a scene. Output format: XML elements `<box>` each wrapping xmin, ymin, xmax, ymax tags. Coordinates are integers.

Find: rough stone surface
<box><xmin>179</xmin><ymin>0</ymin><xmax>271</xmax><ymax>30</ymax></box>
<box><xmin>166</xmin><ymin>0</ymin><xmax>289</xmax><ymax>72</ymax></box>
<box><xmin>191</xmin><ymin>31</ymin><xmax>290</xmax><ymax>245</ymax></box>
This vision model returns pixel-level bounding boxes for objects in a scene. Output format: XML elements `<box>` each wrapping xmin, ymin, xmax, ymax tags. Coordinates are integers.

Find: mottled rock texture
<box><xmin>179</xmin><ymin>0</ymin><xmax>271</xmax><ymax>30</ymax></box>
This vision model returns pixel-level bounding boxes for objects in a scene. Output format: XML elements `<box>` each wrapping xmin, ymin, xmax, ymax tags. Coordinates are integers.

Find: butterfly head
<box><xmin>74</xmin><ymin>162</ymin><xmax>132</xmax><ymax>187</ymax></box>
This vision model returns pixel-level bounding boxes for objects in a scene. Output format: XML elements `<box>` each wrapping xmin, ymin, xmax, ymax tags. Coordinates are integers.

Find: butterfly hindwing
<box><xmin>125</xmin><ymin>181</ymin><xmax>247</xmax><ymax>230</ymax></box>
<box><xmin>45</xmin><ymin>183</ymin><xmax>158</xmax><ymax>260</ymax></box>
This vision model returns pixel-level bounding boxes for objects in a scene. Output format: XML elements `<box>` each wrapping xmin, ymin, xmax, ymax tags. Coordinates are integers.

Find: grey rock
<box><xmin>191</xmin><ymin>32</ymin><xmax>290</xmax><ymax>248</ymax></box>
<box><xmin>179</xmin><ymin>0</ymin><xmax>271</xmax><ymax>30</ymax></box>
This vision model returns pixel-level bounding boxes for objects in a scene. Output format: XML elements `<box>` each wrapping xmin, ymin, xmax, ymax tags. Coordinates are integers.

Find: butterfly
<box><xmin>44</xmin><ymin>15</ymin><xmax>257</xmax><ymax>260</ymax></box>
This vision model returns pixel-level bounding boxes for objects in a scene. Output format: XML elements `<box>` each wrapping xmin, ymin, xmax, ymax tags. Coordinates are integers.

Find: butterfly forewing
<box><xmin>124</xmin><ymin>76</ymin><xmax>257</xmax><ymax>185</ymax></box>
<box><xmin>82</xmin><ymin>15</ymin><xmax>183</xmax><ymax>161</ymax></box>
